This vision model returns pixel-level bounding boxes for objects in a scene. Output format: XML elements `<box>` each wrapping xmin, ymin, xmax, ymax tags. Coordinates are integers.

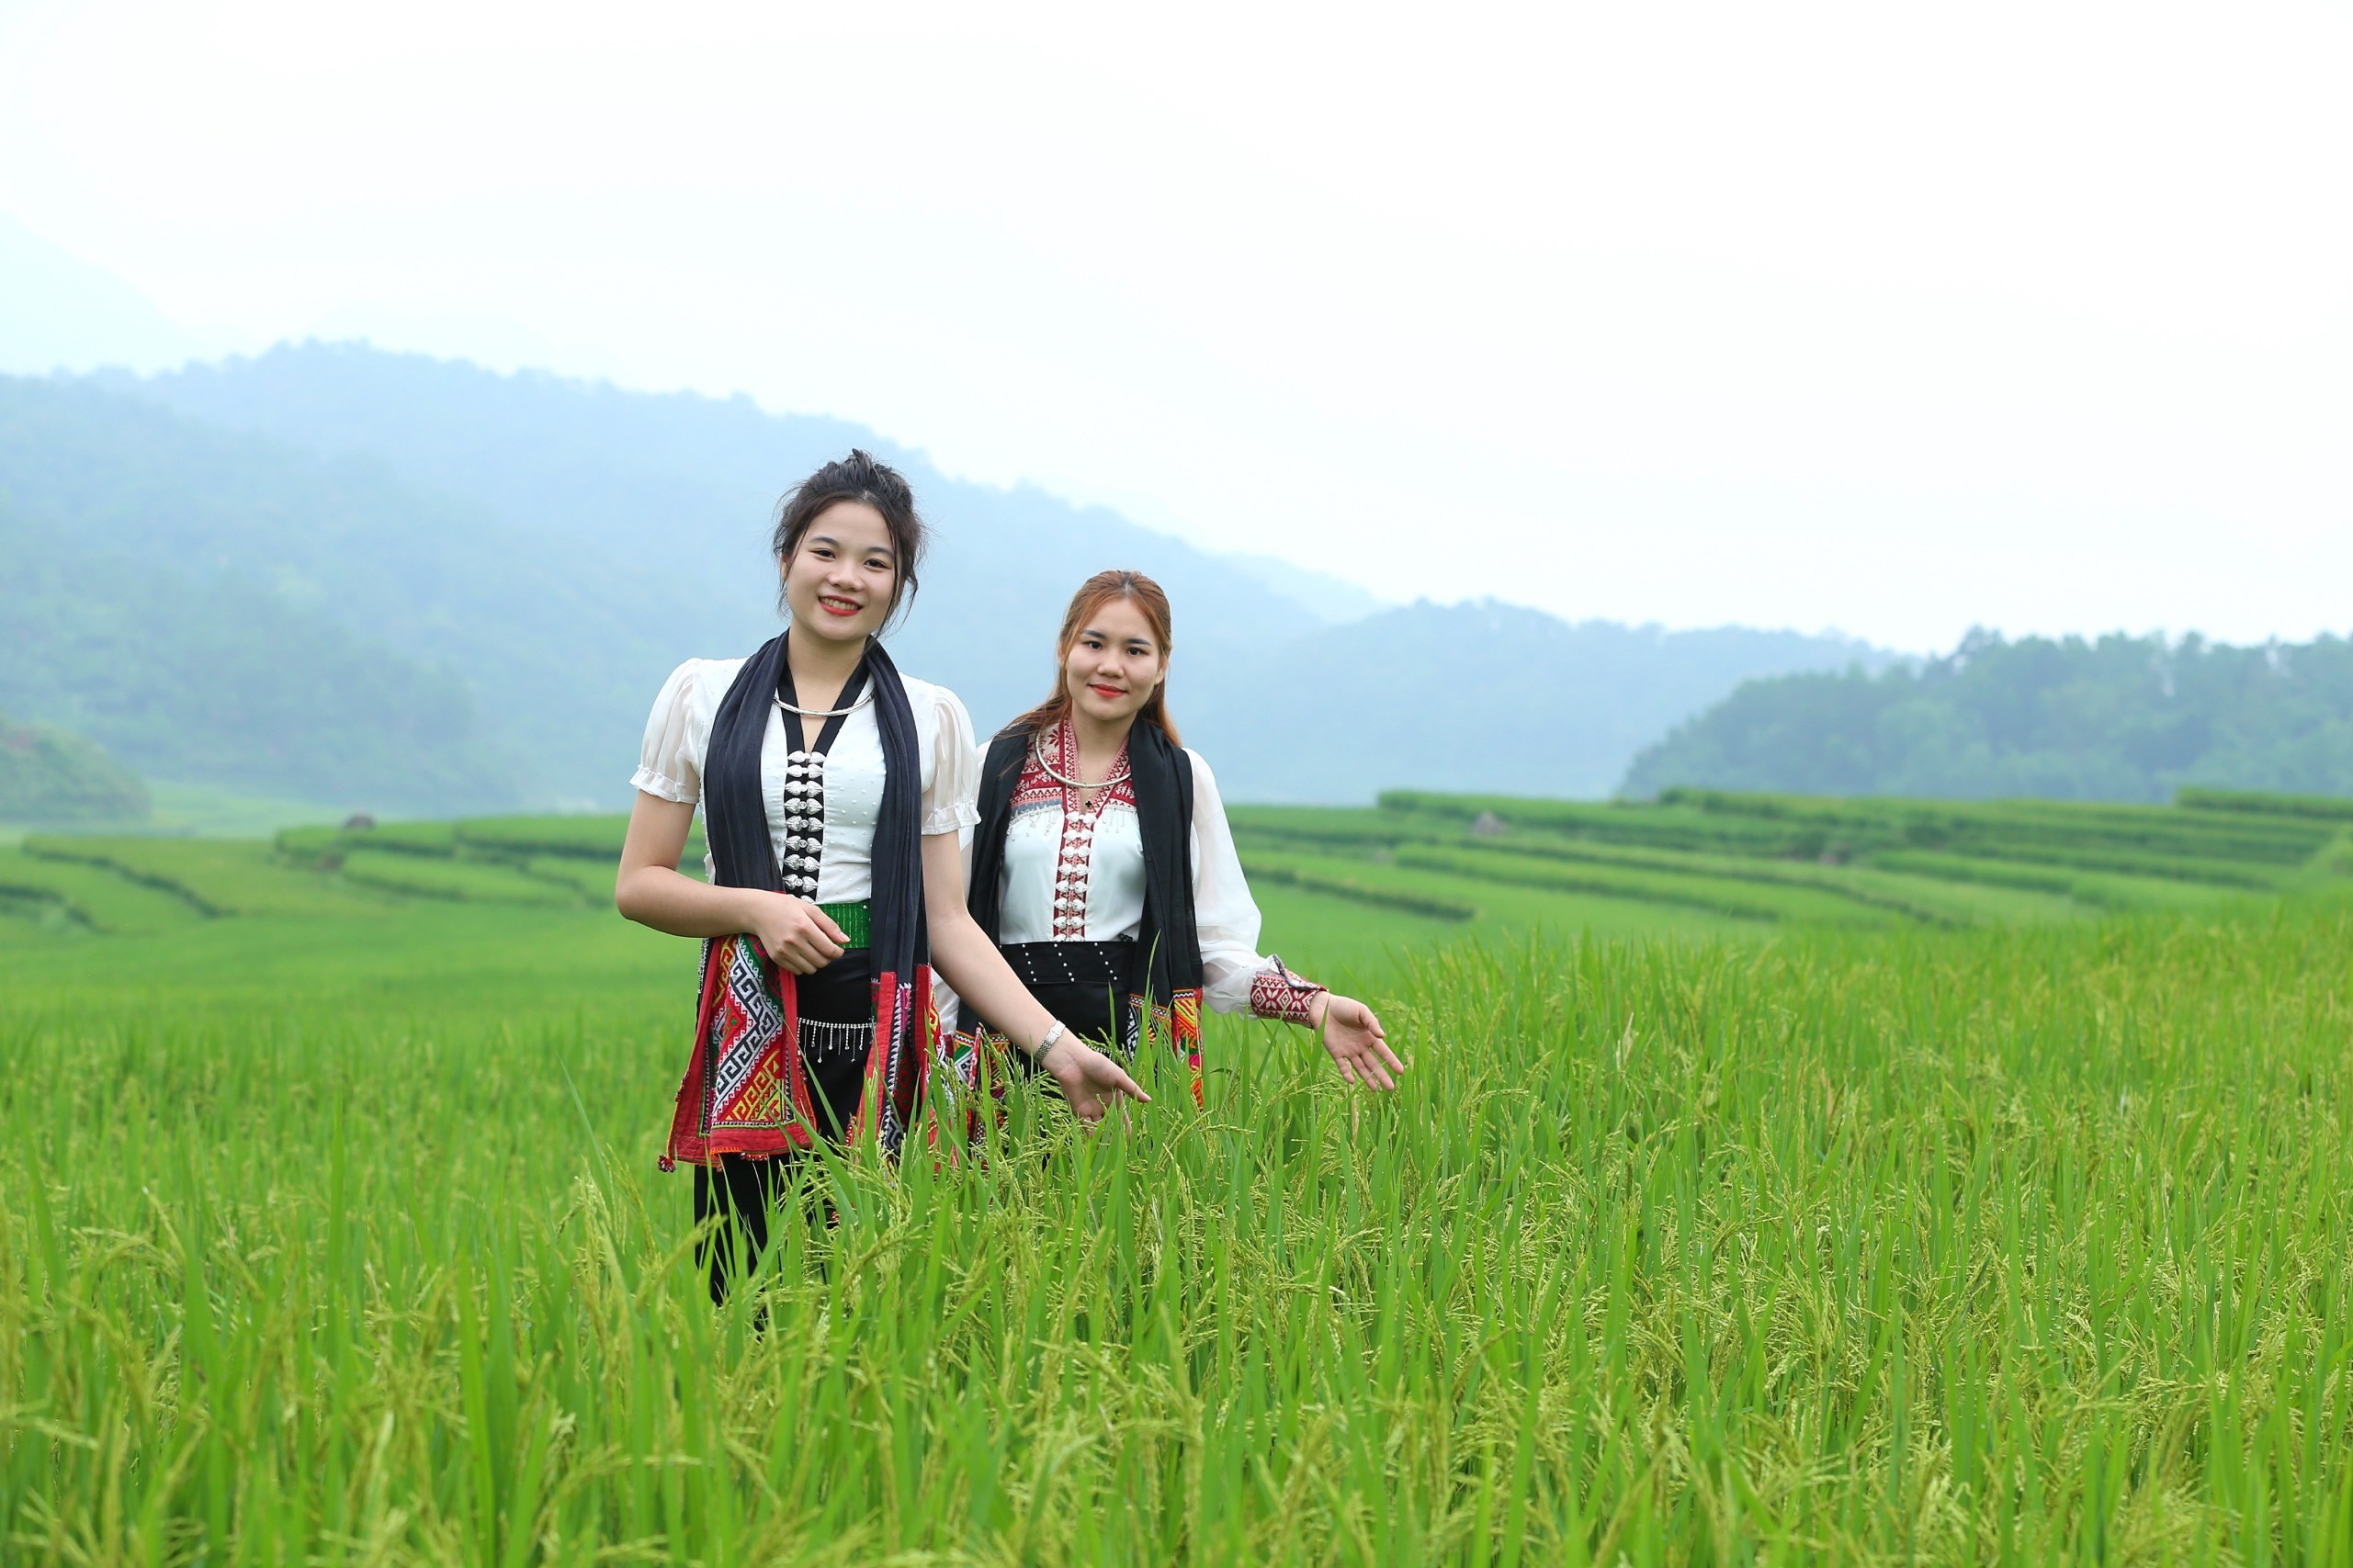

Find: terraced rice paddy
<box><xmin>2</xmin><ymin>789</ymin><xmax>2351</xmax><ymax>1562</ymax></box>
<box><xmin>1229</xmin><ymin>787</ymin><xmax>2353</xmax><ymax>933</ymax></box>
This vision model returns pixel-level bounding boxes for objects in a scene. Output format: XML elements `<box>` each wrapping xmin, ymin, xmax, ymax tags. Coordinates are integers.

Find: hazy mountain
<box><xmin>1192</xmin><ymin>601</ymin><xmax>1885</xmax><ymax>800</ymax></box>
<box><xmin>1221</xmin><ymin>552</ymin><xmax>1394</xmax><ymax>625</ymax></box>
<box><xmin>1622</xmin><ymin>628</ymin><xmax>2353</xmax><ymax>803</ymax></box>
<box><xmin>0</xmin><ymin>216</ymin><xmax>210</xmax><ymax>377</ymax></box>
<box><xmin>0</xmin><ymin>375</ymin><xmax>669</xmax><ymax>808</ymax></box>
<box><xmin>106</xmin><ymin>344</ymin><xmax>1325</xmax><ymax>746</ymax></box>
<box><xmin>4</xmin><ymin>345</ymin><xmax>1884</xmax><ymax>809</ymax></box>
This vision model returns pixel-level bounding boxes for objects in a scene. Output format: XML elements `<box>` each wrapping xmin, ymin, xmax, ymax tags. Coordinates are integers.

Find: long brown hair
<box><xmin>1011</xmin><ymin>570</ymin><xmax>1180</xmax><ymax>743</ymax></box>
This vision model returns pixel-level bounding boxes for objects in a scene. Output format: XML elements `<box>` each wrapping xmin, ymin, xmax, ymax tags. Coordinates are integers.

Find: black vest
<box><xmin>967</xmin><ymin>718</ymin><xmax>1204</xmax><ymax>1003</ymax></box>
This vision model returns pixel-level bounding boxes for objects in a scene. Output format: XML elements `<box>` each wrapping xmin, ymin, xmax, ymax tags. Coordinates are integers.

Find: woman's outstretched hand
<box><xmin>1040</xmin><ymin>1035</ymin><xmax>1151</xmax><ymax>1125</ymax></box>
<box><xmin>1317</xmin><ymin>994</ymin><xmax>1405</xmax><ymax>1091</ymax></box>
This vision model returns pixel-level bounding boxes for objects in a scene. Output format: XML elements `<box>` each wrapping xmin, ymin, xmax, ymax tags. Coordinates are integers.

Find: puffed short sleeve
<box><xmin>630</xmin><ymin>660</ymin><xmax>710</xmax><ymax>804</ymax></box>
<box><xmin>922</xmin><ymin>684</ymin><xmax>983</xmax><ymax>836</ymax></box>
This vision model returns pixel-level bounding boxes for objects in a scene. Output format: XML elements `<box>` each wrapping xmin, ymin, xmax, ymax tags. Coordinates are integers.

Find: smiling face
<box><xmin>1061</xmin><ymin>594</ymin><xmax>1170</xmax><ymax>730</ymax></box>
<box><xmin>779</xmin><ymin>501</ymin><xmax>899</xmax><ymax>646</ymax></box>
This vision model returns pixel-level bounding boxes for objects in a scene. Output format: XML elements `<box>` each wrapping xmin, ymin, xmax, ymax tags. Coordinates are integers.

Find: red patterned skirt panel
<box><xmin>662</xmin><ymin>934</ymin><xmax>815</xmax><ymax>1168</ymax></box>
<box><xmin>662</xmin><ymin>935</ymin><xmax>940</xmax><ymax>1168</ymax></box>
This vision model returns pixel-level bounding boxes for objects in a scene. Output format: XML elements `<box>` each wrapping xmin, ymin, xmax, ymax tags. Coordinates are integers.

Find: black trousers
<box><xmin>693</xmin><ymin>949</ymin><xmax>871</xmax><ymax>1306</ymax></box>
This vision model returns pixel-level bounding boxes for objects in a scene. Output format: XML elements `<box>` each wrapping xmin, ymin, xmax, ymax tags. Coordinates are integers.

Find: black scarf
<box><xmin>702</xmin><ymin>631</ymin><xmax>931</xmax><ymax>1155</ymax></box>
<box><xmin>968</xmin><ymin>715</ymin><xmax>1202</xmax><ymax>1011</ymax></box>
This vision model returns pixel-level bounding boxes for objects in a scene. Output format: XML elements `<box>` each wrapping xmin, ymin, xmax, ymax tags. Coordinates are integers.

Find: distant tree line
<box><xmin>1622</xmin><ymin>629</ymin><xmax>2353</xmax><ymax>803</ymax></box>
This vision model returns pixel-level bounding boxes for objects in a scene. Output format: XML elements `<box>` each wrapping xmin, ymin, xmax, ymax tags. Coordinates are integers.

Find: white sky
<box><xmin>2</xmin><ymin>0</ymin><xmax>2347</xmax><ymax>650</ymax></box>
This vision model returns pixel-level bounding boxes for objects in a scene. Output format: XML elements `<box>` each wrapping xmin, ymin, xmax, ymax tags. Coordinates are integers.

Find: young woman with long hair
<box><xmin>959</xmin><ymin>570</ymin><xmax>1404</xmax><ymax>1103</ymax></box>
<box><xmin>615</xmin><ymin>453</ymin><xmax>1148</xmax><ymax>1303</ymax></box>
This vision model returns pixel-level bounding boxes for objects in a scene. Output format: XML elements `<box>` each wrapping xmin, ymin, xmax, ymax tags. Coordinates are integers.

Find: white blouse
<box><xmin>996</xmin><ymin>744</ymin><xmax>1284</xmax><ymax>1014</ymax></box>
<box><xmin>632</xmin><ymin>656</ymin><xmax>980</xmax><ymax>902</ymax></box>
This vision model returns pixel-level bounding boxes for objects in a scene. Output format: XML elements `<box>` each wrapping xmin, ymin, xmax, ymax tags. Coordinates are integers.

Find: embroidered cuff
<box><xmin>1249</xmin><ymin>957</ymin><xmax>1327</xmax><ymax>1026</ymax></box>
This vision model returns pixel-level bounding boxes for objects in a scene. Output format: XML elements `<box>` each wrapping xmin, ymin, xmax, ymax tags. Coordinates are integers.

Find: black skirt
<box><xmin>984</xmin><ymin>940</ymin><xmax>1138</xmax><ymax>1057</ymax></box>
<box><xmin>794</xmin><ymin>948</ymin><xmax>874</xmax><ymax>1140</ymax></box>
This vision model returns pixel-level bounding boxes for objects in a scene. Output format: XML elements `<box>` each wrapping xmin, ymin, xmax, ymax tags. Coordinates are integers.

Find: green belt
<box><xmin>819</xmin><ymin>899</ymin><xmax>872</xmax><ymax>949</ymax></box>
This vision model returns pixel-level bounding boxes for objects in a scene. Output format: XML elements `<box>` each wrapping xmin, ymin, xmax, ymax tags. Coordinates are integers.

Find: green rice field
<box><xmin>3</xmin><ymin>788</ymin><xmax>2353</xmax><ymax>1562</ymax></box>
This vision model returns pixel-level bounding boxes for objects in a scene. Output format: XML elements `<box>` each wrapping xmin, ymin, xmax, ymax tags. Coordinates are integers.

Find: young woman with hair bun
<box><xmin>614</xmin><ymin>453</ymin><xmax>1148</xmax><ymax>1304</ymax></box>
<box><xmin>958</xmin><ymin>570</ymin><xmax>1404</xmax><ymax>1105</ymax></box>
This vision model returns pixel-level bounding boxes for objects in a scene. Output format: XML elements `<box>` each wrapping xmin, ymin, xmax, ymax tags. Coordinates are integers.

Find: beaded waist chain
<box><xmin>817</xmin><ymin>899</ymin><xmax>872</xmax><ymax>950</ymax></box>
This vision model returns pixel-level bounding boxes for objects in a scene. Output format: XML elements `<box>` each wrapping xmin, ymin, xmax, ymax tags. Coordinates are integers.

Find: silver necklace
<box><xmin>1032</xmin><ymin>731</ymin><xmax>1132</xmax><ymax>790</ymax></box>
<box><xmin>774</xmin><ymin>688</ymin><xmax>874</xmax><ymax>719</ymax></box>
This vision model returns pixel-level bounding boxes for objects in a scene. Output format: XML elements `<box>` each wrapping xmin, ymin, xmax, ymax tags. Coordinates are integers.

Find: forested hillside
<box><xmin>0</xmin><ymin>708</ymin><xmax>148</xmax><ymax>823</ymax></box>
<box><xmin>5</xmin><ymin>346</ymin><xmax>1879</xmax><ymax>812</ymax></box>
<box><xmin>1623</xmin><ymin>629</ymin><xmax>2353</xmax><ymax>802</ymax></box>
<box><xmin>1</xmin><ymin>379</ymin><xmax>579</xmax><ymax>810</ymax></box>
<box><xmin>108</xmin><ymin>342</ymin><xmax>1346</xmax><ymax>739</ymax></box>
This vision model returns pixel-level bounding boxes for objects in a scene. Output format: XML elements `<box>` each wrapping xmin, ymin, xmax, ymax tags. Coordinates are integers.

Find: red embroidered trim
<box><xmin>1024</xmin><ymin>720</ymin><xmax>1133</xmax><ymax>941</ymax></box>
<box><xmin>1250</xmin><ymin>958</ymin><xmax>1327</xmax><ymax>1026</ymax></box>
<box><xmin>1009</xmin><ymin>750</ymin><xmax>1061</xmax><ymax>815</ymax></box>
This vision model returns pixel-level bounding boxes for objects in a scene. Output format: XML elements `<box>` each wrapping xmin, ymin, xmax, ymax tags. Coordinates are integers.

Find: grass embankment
<box><xmin>4</xmin><ymin>896</ymin><xmax>2353</xmax><ymax>1561</ymax></box>
<box><xmin>0</xmin><ymin>811</ymin><xmax>1496</xmax><ymax>995</ymax></box>
<box><xmin>10</xmin><ymin>787</ymin><xmax>2342</xmax><ymax>947</ymax></box>
<box><xmin>1228</xmin><ymin>787</ymin><xmax>2350</xmax><ymax>933</ymax></box>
